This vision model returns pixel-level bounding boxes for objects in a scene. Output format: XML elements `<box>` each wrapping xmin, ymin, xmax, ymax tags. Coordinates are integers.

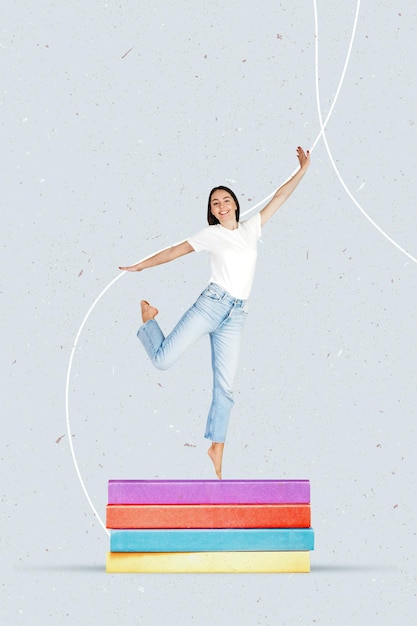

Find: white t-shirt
<box><xmin>187</xmin><ymin>212</ymin><xmax>262</xmax><ymax>300</ymax></box>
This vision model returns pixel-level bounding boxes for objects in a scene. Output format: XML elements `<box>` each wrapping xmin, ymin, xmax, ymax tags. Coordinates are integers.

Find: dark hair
<box><xmin>207</xmin><ymin>185</ymin><xmax>240</xmax><ymax>225</ymax></box>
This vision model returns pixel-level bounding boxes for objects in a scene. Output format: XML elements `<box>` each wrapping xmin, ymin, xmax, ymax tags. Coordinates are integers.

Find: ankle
<box><xmin>140</xmin><ymin>300</ymin><xmax>158</xmax><ymax>323</ymax></box>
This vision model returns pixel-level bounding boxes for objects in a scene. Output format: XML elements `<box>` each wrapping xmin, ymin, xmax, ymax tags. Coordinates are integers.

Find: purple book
<box><xmin>108</xmin><ymin>480</ymin><xmax>310</xmax><ymax>505</ymax></box>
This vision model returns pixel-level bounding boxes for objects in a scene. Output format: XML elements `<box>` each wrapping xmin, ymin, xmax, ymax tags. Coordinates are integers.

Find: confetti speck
<box><xmin>121</xmin><ymin>47</ymin><xmax>133</xmax><ymax>59</ymax></box>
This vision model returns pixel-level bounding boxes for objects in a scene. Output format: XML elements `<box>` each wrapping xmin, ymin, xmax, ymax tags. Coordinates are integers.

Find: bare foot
<box><xmin>140</xmin><ymin>300</ymin><xmax>159</xmax><ymax>323</ymax></box>
<box><xmin>208</xmin><ymin>442</ymin><xmax>224</xmax><ymax>479</ymax></box>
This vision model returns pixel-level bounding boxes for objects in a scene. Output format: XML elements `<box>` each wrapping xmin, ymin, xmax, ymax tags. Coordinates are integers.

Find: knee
<box><xmin>153</xmin><ymin>360</ymin><xmax>169</xmax><ymax>371</ymax></box>
<box><xmin>153</xmin><ymin>353</ymin><xmax>174</xmax><ymax>371</ymax></box>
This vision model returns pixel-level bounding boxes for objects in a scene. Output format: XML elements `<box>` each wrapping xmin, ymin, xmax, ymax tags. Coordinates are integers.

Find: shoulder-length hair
<box><xmin>207</xmin><ymin>186</ymin><xmax>240</xmax><ymax>225</ymax></box>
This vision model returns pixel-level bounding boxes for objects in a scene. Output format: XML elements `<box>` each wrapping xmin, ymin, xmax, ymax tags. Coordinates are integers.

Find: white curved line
<box><xmin>65</xmin><ymin>275</ymin><xmax>126</xmax><ymax>535</ymax></box>
<box><xmin>313</xmin><ymin>0</ymin><xmax>417</xmax><ymax>265</ymax></box>
<box><xmin>310</xmin><ymin>1</ymin><xmax>361</xmax><ymax>154</ymax></box>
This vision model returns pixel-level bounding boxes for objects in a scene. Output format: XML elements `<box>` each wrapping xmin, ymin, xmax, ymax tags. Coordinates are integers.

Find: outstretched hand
<box><xmin>119</xmin><ymin>263</ymin><xmax>142</xmax><ymax>272</ymax></box>
<box><xmin>118</xmin><ymin>242</ymin><xmax>193</xmax><ymax>273</ymax></box>
<box><xmin>296</xmin><ymin>146</ymin><xmax>310</xmax><ymax>170</ymax></box>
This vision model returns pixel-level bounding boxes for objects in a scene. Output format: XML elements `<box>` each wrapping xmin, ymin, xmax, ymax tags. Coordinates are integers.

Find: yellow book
<box><xmin>106</xmin><ymin>551</ymin><xmax>310</xmax><ymax>573</ymax></box>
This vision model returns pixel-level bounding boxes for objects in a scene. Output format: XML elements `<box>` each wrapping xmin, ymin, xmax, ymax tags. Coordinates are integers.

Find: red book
<box><xmin>106</xmin><ymin>503</ymin><xmax>310</xmax><ymax>529</ymax></box>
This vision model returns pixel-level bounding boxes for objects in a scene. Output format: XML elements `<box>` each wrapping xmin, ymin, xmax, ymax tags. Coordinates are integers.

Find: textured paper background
<box><xmin>2</xmin><ymin>1</ymin><xmax>416</xmax><ymax>623</ymax></box>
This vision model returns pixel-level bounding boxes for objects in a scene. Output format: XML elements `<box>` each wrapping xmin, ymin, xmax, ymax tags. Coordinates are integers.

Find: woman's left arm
<box><xmin>260</xmin><ymin>146</ymin><xmax>310</xmax><ymax>226</ymax></box>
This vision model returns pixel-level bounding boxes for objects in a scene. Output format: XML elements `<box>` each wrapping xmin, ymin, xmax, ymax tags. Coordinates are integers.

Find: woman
<box><xmin>120</xmin><ymin>147</ymin><xmax>310</xmax><ymax>478</ymax></box>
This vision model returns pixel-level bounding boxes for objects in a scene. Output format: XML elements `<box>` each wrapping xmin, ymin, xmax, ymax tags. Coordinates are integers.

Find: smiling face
<box><xmin>207</xmin><ymin>186</ymin><xmax>240</xmax><ymax>227</ymax></box>
<box><xmin>210</xmin><ymin>190</ymin><xmax>236</xmax><ymax>222</ymax></box>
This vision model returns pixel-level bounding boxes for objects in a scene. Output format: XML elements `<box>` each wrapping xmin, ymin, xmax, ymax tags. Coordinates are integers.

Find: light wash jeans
<box><xmin>137</xmin><ymin>283</ymin><xmax>249</xmax><ymax>443</ymax></box>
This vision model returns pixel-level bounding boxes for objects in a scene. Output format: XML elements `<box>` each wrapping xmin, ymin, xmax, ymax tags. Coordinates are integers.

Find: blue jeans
<box><xmin>137</xmin><ymin>283</ymin><xmax>249</xmax><ymax>443</ymax></box>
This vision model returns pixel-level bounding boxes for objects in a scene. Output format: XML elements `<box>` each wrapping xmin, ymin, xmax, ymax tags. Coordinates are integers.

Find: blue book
<box><xmin>110</xmin><ymin>527</ymin><xmax>315</xmax><ymax>552</ymax></box>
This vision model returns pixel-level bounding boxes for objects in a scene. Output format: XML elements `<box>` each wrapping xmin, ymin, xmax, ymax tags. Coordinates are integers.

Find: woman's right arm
<box><xmin>119</xmin><ymin>240</ymin><xmax>194</xmax><ymax>272</ymax></box>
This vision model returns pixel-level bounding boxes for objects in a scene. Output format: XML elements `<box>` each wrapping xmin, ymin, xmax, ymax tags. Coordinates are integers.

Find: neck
<box><xmin>219</xmin><ymin>218</ymin><xmax>238</xmax><ymax>230</ymax></box>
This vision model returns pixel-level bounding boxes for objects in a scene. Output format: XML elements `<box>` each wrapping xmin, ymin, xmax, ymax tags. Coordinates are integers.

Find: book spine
<box><xmin>108</xmin><ymin>479</ymin><xmax>310</xmax><ymax>504</ymax></box>
<box><xmin>106</xmin><ymin>550</ymin><xmax>311</xmax><ymax>573</ymax></box>
<box><xmin>110</xmin><ymin>528</ymin><xmax>315</xmax><ymax>552</ymax></box>
<box><xmin>106</xmin><ymin>503</ymin><xmax>311</xmax><ymax>529</ymax></box>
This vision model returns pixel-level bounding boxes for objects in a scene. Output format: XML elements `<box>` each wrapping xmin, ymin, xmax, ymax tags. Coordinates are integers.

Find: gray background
<box><xmin>2</xmin><ymin>0</ymin><xmax>416</xmax><ymax>624</ymax></box>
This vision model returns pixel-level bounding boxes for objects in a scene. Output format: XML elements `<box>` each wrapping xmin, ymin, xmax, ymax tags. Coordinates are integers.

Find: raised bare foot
<box><xmin>208</xmin><ymin>442</ymin><xmax>224</xmax><ymax>479</ymax></box>
<box><xmin>140</xmin><ymin>300</ymin><xmax>159</xmax><ymax>323</ymax></box>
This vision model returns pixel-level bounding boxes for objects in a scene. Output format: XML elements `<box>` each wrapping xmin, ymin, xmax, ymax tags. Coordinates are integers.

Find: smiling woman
<box><xmin>119</xmin><ymin>146</ymin><xmax>310</xmax><ymax>479</ymax></box>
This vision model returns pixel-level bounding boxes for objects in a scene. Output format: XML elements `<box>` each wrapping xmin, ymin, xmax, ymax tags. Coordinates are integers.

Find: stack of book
<box><xmin>106</xmin><ymin>479</ymin><xmax>314</xmax><ymax>573</ymax></box>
